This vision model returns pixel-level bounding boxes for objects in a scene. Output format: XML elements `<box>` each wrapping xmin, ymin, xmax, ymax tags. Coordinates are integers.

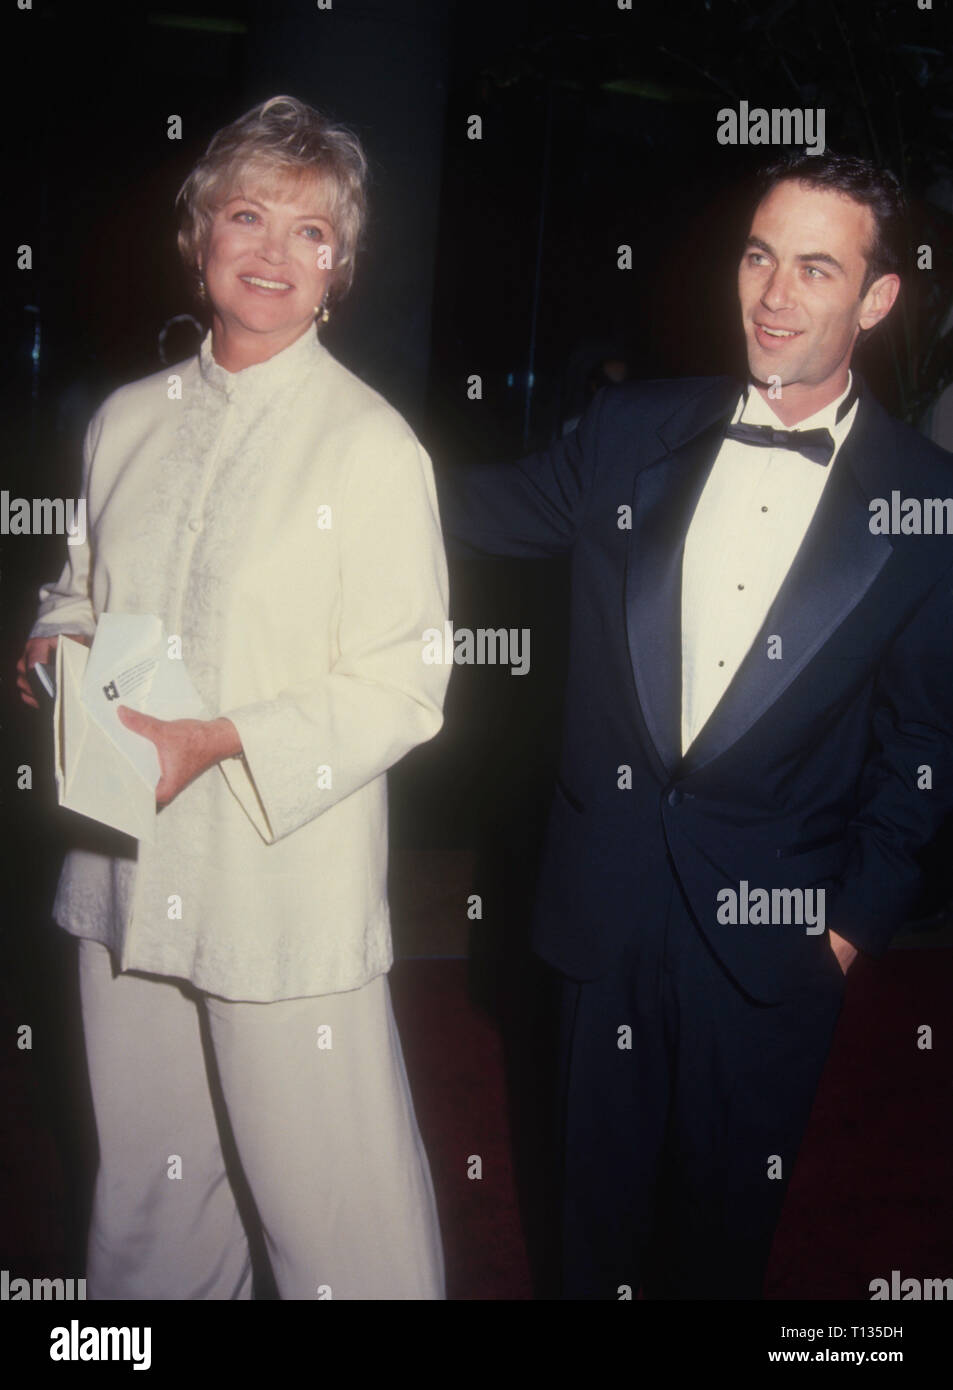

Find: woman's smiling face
<box><xmin>200</xmin><ymin>171</ymin><xmax>338</xmax><ymax>353</ymax></box>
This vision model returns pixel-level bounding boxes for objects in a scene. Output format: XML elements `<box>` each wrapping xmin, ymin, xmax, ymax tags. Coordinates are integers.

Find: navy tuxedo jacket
<box><xmin>439</xmin><ymin>375</ymin><xmax>953</xmax><ymax>1003</ymax></box>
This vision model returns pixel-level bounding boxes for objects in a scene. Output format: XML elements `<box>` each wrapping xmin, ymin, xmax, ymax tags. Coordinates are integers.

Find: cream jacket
<box><xmin>31</xmin><ymin>327</ymin><xmax>450</xmax><ymax>1000</ymax></box>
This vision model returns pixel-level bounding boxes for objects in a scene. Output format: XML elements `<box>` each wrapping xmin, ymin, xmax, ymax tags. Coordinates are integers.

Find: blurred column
<box><xmin>244</xmin><ymin>0</ymin><xmax>452</xmax><ymax>425</ymax></box>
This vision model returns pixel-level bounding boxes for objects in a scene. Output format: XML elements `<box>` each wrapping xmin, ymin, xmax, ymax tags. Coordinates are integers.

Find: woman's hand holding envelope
<box><xmin>16</xmin><ymin>633</ymin><xmax>92</xmax><ymax>709</ymax></box>
<box><xmin>116</xmin><ymin>707</ymin><xmax>243</xmax><ymax>808</ymax></box>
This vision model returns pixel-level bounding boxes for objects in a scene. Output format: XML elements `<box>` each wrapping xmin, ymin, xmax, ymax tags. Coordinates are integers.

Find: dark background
<box><xmin>3</xmin><ymin>0</ymin><xmax>952</xmax><ymax>1299</ymax></box>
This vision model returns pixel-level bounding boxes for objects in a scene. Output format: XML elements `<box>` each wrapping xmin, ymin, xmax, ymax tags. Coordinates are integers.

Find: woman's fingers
<box><xmin>17</xmin><ymin>634</ymin><xmax>61</xmax><ymax>707</ymax></box>
<box><xmin>17</xmin><ymin>632</ymin><xmax>92</xmax><ymax>706</ymax></box>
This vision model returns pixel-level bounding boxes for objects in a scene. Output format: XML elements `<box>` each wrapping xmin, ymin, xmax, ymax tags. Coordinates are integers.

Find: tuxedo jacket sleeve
<box><xmin>439</xmin><ymin>387</ymin><xmax>613</xmax><ymax>557</ymax></box>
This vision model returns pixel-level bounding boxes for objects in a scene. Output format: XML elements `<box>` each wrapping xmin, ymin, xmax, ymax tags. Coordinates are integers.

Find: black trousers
<box><xmin>557</xmin><ymin>872</ymin><xmax>847</xmax><ymax>1299</ymax></box>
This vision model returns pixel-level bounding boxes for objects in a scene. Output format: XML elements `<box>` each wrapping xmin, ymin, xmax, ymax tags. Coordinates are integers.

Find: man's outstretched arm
<box><xmin>436</xmin><ymin>387</ymin><xmax>611</xmax><ymax>558</ymax></box>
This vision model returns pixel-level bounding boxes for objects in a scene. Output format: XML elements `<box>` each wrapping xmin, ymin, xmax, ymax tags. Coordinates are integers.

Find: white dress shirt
<box><xmin>681</xmin><ymin>374</ymin><xmax>858</xmax><ymax>753</ymax></box>
<box><xmin>30</xmin><ymin>328</ymin><xmax>450</xmax><ymax>1001</ymax></box>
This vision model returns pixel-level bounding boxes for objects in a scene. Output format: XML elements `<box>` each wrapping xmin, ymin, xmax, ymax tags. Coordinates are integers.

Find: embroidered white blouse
<box><xmin>30</xmin><ymin>327</ymin><xmax>450</xmax><ymax>1001</ymax></box>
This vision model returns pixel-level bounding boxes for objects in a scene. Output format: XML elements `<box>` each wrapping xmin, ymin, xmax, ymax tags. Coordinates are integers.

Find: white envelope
<box><xmin>54</xmin><ymin>613</ymin><xmax>206</xmax><ymax>842</ymax></box>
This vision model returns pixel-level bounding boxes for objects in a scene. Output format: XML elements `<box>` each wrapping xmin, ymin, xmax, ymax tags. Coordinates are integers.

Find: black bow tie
<box><xmin>724</xmin><ymin>380</ymin><xmax>859</xmax><ymax>467</ymax></box>
<box><xmin>723</xmin><ymin>421</ymin><xmax>835</xmax><ymax>466</ymax></box>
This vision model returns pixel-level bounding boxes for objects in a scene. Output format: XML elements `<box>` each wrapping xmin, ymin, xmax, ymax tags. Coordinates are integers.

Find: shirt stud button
<box><xmin>188</xmin><ymin>518</ymin><xmax>202</xmax><ymax>532</ymax></box>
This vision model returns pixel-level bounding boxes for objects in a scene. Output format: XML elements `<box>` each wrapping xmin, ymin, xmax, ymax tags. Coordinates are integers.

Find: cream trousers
<box><xmin>78</xmin><ymin>939</ymin><xmax>445</xmax><ymax>1300</ymax></box>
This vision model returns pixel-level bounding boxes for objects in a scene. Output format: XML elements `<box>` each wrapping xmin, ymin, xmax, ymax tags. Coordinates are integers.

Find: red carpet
<box><xmin>390</xmin><ymin>960</ymin><xmax>533</xmax><ymax>1299</ymax></box>
<box><xmin>766</xmin><ymin>947</ymin><xmax>953</xmax><ymax>1299</ymax></box>
<box><xmin>1</xmin><ymin>948</ymin><xmax>950</xmax><ymax>1298</ymax></box>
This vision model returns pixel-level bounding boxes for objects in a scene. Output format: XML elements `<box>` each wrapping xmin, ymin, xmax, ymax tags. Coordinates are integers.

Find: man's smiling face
<box><xmin>737</xmin><ymin>179</ymin><xmax>898</xmax><ymax>420</ymax></box>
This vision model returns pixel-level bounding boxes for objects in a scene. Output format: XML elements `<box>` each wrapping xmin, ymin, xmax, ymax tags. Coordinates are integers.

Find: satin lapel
<box><xmin>680</xmin><ymin>395</ymin><xmax>895</xmax><ymax>776</ymax></box>
<box><xmin>624</xmin><ymin>381</ymin><xmax>740</xmax><ymax>777</ymax></box>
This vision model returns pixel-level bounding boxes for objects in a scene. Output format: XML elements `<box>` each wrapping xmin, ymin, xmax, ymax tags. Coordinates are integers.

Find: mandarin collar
<box><xmin>198</xmin><ymin>325</ymin><xmax>326</xmax><ymax>401</ymax></box>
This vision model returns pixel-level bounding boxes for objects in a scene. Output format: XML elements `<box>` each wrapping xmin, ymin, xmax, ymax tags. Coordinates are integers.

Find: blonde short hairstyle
<box><xmin>176</xmin><ymin>95</ymin><xmax>368</xmax><ymax>302</ymax></box>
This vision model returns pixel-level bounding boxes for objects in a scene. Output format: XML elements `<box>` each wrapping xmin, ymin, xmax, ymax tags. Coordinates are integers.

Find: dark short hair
<box><xmin>755</xmin><ymin>151</ymin><xmax>907</xmax><ymax>296</ymax></box>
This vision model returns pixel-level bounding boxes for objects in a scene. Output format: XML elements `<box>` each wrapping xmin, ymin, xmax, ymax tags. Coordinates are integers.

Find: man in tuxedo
<box><xmin>439</xmin><ymin>151</ymin><xmax>953</xmax><ymax>1298</ymax></box>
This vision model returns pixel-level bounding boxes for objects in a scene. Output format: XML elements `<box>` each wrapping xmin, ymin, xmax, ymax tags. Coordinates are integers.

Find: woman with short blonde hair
<box><xmin>176</xmin><ymin>94</ymin><xmax>368</xmax><ymax>304</ymax></box>
<box><xmin>17</xmin><ymin>95</ymin><xmax>449</xmax><ymax>1301</ymax></box>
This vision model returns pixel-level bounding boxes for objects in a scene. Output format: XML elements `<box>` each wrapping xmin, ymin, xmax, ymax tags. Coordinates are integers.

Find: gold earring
<box><xmin>315</xmin><ymin>296</ymin><xmax>330</xmax><ymax>324</ymax></box>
